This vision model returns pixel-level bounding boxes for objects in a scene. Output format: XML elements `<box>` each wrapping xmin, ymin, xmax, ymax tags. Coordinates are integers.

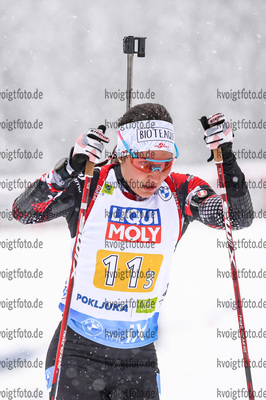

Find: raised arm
<box><xmin>170</xmin><ymin>113</ymin><xmax>253</xmax><ymax>236</ymax></box>
<box><xmin>12</xmin><ymin>127</ymin><xmax>108</xmax><ymax>237</ymax></box>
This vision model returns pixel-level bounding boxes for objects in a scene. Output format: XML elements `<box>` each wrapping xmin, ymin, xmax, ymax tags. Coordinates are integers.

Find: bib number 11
<box><xmin>94</xmin><ymin>250</ymin><xmax>163</xmax><ymax>292</ymax></box>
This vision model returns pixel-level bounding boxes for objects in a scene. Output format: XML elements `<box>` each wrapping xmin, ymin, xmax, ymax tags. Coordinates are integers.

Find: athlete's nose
<box><xmin>148</xmin><ymin>168</ymin><xmax>161</xmax><ymax>183</ymax></box>
<box><xmin>151</xmin><ymin>166</ymin><xmax>161</xmax><ymax>173</ymax></box>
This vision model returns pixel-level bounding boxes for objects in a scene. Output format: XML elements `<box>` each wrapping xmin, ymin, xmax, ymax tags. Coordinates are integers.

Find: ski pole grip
<box><xmin>200</xmin><ymin>115</ymin><xmax>223</xmax><ymax>163</ymax></box>
<box><xmin>85</xmin><ymin>161</ymin><xmax>95</xmax><ymax>176</ymax></box>
<box><xmin>213</xmin><ymin>147</ymin><xmax>223</xmax><ymax>163</ymax></box>
<box><xmin>85</xmin><ymin>125</ymin><xmax>107</xmax><ymax>177</ymax></box>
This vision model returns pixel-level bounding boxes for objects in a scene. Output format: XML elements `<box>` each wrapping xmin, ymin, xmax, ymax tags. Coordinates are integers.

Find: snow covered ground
<box><xmin>1</xmin><ymin>161</ymin><xmax>265</xmax><ymax>399</ymax></box>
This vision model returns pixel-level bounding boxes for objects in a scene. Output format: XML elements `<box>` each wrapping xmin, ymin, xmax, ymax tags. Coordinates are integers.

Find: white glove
<box><xmin>71</xmin><ymin>127</ymin><xmax>109</xmax><ymax>170</ymax></box>
<box><xmin>202</xmin><ymin>113</ymin><xmax>233</xmax><ymax>150</ymax></box>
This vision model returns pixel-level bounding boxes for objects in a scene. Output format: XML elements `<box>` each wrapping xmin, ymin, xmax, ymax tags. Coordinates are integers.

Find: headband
<box><xmin>117</xmin><ymin>120</ymin><xmax>176</xmax><ymax>157</ymax></box>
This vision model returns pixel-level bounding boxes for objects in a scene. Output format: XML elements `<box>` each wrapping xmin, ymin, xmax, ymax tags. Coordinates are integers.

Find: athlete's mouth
<box><xmin>142</xmin><ymin>182</ymin><xmax>157</xmax><ymax>190</ymax></box>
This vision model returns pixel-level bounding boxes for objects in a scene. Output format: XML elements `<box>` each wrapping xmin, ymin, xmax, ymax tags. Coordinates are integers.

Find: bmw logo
<box><xmin>82</xmin><ymin>318</ymin><xmax>103</xmax><ymax>336</ymax></box>
<box><xmin>158</xmin><ymin>185</ymin><xmax>172</xmax><ymax>201</ymax></box>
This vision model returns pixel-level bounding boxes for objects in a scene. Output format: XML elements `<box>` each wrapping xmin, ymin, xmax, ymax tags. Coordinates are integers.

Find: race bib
<box><xmin>93</xmin><ymin>250</ymin><xmax>163</xmax><ymax>293</ymax></box>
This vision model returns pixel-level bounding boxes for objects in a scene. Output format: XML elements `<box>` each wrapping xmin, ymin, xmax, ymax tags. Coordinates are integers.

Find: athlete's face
<box><xmin>120</xmin><ymin>150</ymin><xmax>174</xmax><ymax>198</ymax></box>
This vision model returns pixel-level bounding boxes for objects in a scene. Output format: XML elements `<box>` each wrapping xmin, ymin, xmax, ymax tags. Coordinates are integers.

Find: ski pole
<box><xmin>123</xmin><ymin>36</ymin><xmax>146</xmax><ymax>111</ymax></box>
<box><xmin>50</xmin><ymin>126</ymin><xmax>107</xmax><ymax>400</ymax></box>
<box><xmin>201</xmin><ymin>117</ymin><xmax>254</xmax><ymax>400</ymax></box>
<box><xmin>214</xmin><ymin>147</ymin><xmax>254</xmax><ymax>399</ymax></box>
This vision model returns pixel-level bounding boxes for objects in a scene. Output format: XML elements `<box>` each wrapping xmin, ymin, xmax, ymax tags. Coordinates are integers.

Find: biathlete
<box><xmin>13</xmin><ymin>103</ymin><xmax>253</xmax><ymax>399</ymax></box>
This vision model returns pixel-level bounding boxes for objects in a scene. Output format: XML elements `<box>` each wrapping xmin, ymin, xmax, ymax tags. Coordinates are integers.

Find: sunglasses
<box><xmin>130</xmin><ymin>157</ymin><xmax>176</xmax><ymax>173</ymax></box>
<box><xmin>118</xmin><ymin>130</ymin><xmax>179</xmax><ymax>173</ymax></box>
